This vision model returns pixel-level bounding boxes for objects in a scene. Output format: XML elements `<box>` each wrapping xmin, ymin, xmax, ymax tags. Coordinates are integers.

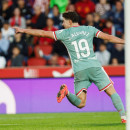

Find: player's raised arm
<box><xmin>13</xmin><ymin>27</ymin><xmax>54</xmax><ymax>39</ymax></box>
<box><xmin>98</xmin><ymin>31</ymin><xmax>125</xmax><ymax>44</ymax></box>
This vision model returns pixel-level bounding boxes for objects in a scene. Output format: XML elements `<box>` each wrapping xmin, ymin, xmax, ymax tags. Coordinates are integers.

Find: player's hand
<box><xmin>13</xmin><ymin>26</ymin><xmax>25</xmax><ymax>33</ymax></box>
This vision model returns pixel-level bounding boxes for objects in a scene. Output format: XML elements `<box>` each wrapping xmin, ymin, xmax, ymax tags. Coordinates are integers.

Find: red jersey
<box><xmin>39</xmin><ymin>27</ymin><xmax>58</xmax><ymax>45</ymax></box>
<box><xmin>75</xmin><ymin>0</ymin><xmax>95</xmax><ymax>19</ymax></box>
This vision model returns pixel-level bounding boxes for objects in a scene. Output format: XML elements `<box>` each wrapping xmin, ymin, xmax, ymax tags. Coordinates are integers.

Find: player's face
<box><xmin>62</xmin><ymin>18</ymin><xmax>71</xmax><ymax>29</ymax></box>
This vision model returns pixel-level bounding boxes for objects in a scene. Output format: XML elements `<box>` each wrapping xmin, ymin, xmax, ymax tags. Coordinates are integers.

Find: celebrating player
<box><xmin>13</xmin><ymin>11</ymin><xmax>126</xmax><ymax>123</ymax></box>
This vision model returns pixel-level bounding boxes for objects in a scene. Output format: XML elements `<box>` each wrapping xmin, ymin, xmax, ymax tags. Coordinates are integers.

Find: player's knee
<box><xmin>77</xmin><ymin>104</ymin><xmax>86</xmax><ymax>109</ymax></box>
<box><xmin>105</xmin><ymin>84</ymin><xmax>116</xmax><ymax>96</ymax></box>
<box><xmin>77</xmin><ymin>91</ymin><xmax>87</xmax><ymax>108</ymax></box>
<box><xmin>77</xmin><ymin>99</ymin><xmax>86</xmax><ymax>109</ymax></box>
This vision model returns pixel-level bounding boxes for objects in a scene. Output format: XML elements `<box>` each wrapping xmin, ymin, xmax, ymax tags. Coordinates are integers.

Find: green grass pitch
<box><xmin>0</xmin><ymin>112</ymin><xmax>126</xmax><ymax>130</ymax></box>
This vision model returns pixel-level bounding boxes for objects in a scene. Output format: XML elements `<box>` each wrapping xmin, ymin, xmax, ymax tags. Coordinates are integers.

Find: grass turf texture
<box><xmin>0</xmin><ymin>112</ymin><xmax>125</xmax><ymax>130</ymax></box>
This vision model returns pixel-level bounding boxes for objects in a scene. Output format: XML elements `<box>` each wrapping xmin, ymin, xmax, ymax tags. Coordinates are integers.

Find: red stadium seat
<box><xmin>39</xmin><ymin>45</ymin><xmax>52</xmax><ymax>55</ymax></box>
<box><xmin>7</xmin><ymin>60</ymin><xmax>11</xmax><ymax>66</ymax></box>
<box><xmin>28</xmin><ymin>46</ymin><xmax>33</xmax><ymax>56</ymax></box>
<box><xmin>34</xmin><ymin>46</ymin><xmax>40</xmax><ymax>58</ymax></box>
<box><xmin>58</xmin><ymin>57</ymin><xmax>66</xmax><ymax>66</ymax></box>
<box><xmin>7</xmin><ymin>60</ymin><xmax>26</xmax><ymax>67</ymax></box>
<box><xmin>34</xmin><ymin>45</ymin><xmax>52</xmax><ymax>58</ymax></box>
<box><xmin>27</xmin><ymin>58</ymin><xmax>46</xmax><ymax>66</ymax></box>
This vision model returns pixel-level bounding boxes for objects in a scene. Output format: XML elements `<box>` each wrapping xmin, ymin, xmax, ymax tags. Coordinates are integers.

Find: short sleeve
<box><xmin>90</xmin><ymin>26</ymin><xmax>101</xmax><ymax>38</ymax></box>
<box><xmin>94</xmin><ymin>27</ymin><xmax>101</xmax><ymax>38</ymax></box>
<box><xmin>53</xmin><ymin>29</ymin><xmax>66</xmax><ymax>41</ymax></box>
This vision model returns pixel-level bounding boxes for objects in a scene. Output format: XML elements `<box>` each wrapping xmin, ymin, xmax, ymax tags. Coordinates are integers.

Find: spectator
<box><xmin>67</xmin><ymin>4</ymin><xmax>76</xmax><ymax>12</ymax></box>
<box><xmin>85</xmin><ymin>13</ymin><xmax>94</xmax><ymax>26</ymax></box>
<box><xmin>103</xmin><ymin>19</ymin><xmax>116</xmax><ymax>36</ymax></box>
<box><xmin>24</xmin><ymin>25</ymin><xmax>34</xmax><ymax>45</ymax></box>
<box><xmin>110</xmin><ymin>44</ymin><xmax>124</xmax><ymax>64</ymax></box>
<box><xmin>50</xmin><ymin>0</ymin><xmax>68</xmax><ymax>13</ymax></box>
<box><xmin>48</xmin><ymin>5</ymin><xmax>62</xmax><ymax>29</ymax></box>
<box><xmin>95</xmin><ymin>0</ymin><xmax>111</xmax><ymax>19</ymax></box>
<box><xmin>103</xmin><ymin>39</ymin><xmax>114</xmax><ymax>53</ymax></box>
<box><xmin>120</xmin><ymin>0</ymin><xmax>124</xmax><ymax>7</ymax></box>
<box><xmin>1</xmin><ymin>21</ymin><xmax>15</xmax><ymax>42</ymax></box>
<box><xmin>9</xmin><ymin>8</ymin><xmax>26</xmax><ymax>28</ymax></box>
<box><xmin>49</xmin><ymin>53</ymin><xmax>59</xmax><ymax>66</ymax></box>
<box><xmin>12</xmin><ymin>0</ymin><xmax>18</xmax><ymax>6</ymax></box>
<box><xmin>17</xmin><ymin>0</ymin><xmax>33</xmax><ymax>19</ymax></box>
<box><xmin>52</xmin><ymin>40</ymin><xmax>68</xmax><ymax>57</ymax></box>
<box><xmin>93</xmin><ymin>13</ymin><xmax>102</xmax><ymax>30</ymax></box>
<box><xmin>23</xmin><ymin>25</ymin><xmax>34</xmax><ymax>57</ymax></box>
<box><xmin>0</xmin><ymin>30</ymin><xmax>9</xmax><ymax>56</ymax></box>
<box><xmin>0</xmin><ymin>0</ymin><xmax>125</xmax><ymax>67</ymax></box>
<box><xmin>33</xmin><ymin>0</ymin><xmax>49</xmax><ymax>15</ymax></box>
<box><xmin>39</xmin><ymin>40</ymin><xmax>68</xmax><ymax>62</ymax></box>
<box><xmin>0</xmin><ymin>16</ymin><xmax>5</xmax><ymax>29</ymax></box>
<box><xmin>111</xmin><ymin>58</ymin><xmax>119</xmax><ymax>66</ymax></box>
<box><xmin>75</xmin><ymin>0</ymin><xmax>95</xmax><ymax>23</ymax></box>
<box><xmin>0</xmin><ymin>0</ymin><xmax>13</xmax><ymax>21</ymax></box>
<box><xmin>27</xmin><ymin>0</ymin><xmax>34</xmax><ymax>6</ymax></box>
<box><xmin>95</xmin><ymin>43</ymin><xmax>111</xmax><ymax>65</ymax></box>
<box><xmin>31</xmin><ymin>6</ymin><xmax>46</xmax><ymax>29</ymax></box>
<box><xmin>109</xmin><ymin>0</ymin><xmax>124</xmax><ymax>33</ymax></box>
<box><xmin>11</xmin><ymin>46</ymin><xmax>24</xmax><ymax>66</ymax></box>
<box><xmin>8</xmin><ymin>33</ymin><xmax>28</xmax><ymax>57</ymax></box>
<box><xmin>0</xmin><ymin>56</ymin><xmax>6</xmax><ymax>68</ymax></box>
<box><xmin>39</xmin><ymin>18</ymin><xmax>57</xmax><ymax>45</ymax></box>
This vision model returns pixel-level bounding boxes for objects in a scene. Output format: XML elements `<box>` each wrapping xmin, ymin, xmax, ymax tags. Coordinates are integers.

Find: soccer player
<box><xmin>13</xmin><ymin>11</ymin><xmax>126</xmax><ymax>123</ymax></box>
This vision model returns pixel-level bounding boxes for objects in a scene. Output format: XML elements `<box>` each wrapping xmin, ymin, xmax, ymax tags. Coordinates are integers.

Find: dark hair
<box><xmin>116</xmin><ymin>0</ymin><xmax>122</xmax><ymax>5</ymax></box>
<box><xmin>53</xmin><ymin>5</ymin><xmax>59</xmax><ymax>9</ymax></box>
<box><xmin>13</xmin><ymin>45</ymin><xmax>21</xmax><ymax>51</ymax></box>
<box><xmin>47</xmin><ymin>17</ymin><xmax>53</xmax><ymax>21</ymax></box>
<box><xmin>63</xmin><ymin>11</ymin><xmax>79</xmax><ymax>23</ymax></box>
<box><xmin>2</xmin><ymin>0</ymin><xmax>8</xmax><ymax>4</ymax></box>
<box><xmin>4</xmin><ymin>20</ymin><xmax>9</xmax><ymax>25</ymax></box>
<box><xmin>100</xmin><ymin>43</ymin><xmax>106</xmax><ymax>47</ymax></box>
<box><xmin>106</xmin><ymin>19</ymin><xmax>113</xmax><ymax>23</ymax></box>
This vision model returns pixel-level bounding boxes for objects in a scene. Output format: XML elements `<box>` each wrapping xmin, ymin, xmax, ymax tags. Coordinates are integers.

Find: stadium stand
<box><xmin>0</xmin><ymin>0</ymin><xmax>124</xmax><ymax>68</ymax></box>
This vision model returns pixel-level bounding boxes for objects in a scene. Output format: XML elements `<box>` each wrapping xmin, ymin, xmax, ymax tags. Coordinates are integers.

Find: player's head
<box><xmin>62</xmin><ymin>11</ymin><xmax>79</xmax><ymax>29</ymax></box>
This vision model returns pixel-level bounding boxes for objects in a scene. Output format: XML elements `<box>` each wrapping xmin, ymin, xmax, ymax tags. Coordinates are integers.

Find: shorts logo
<box><xmin>0</xmin><ymin>80</ymin><xmax>16</xmax><ymax>114</ymax></box>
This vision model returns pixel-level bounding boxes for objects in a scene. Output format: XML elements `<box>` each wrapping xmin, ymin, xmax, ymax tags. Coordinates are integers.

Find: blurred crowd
<box><xmin>0</xmin><ymin>0</ymin><xmax>124</xmax><ymax>68</ymax></box>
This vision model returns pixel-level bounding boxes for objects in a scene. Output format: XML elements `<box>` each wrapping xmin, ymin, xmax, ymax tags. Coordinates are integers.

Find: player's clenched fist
<box><xmin>13</xmin><ymin>27</ymin><xmax>24</xmax><ymax>33</ymax></box>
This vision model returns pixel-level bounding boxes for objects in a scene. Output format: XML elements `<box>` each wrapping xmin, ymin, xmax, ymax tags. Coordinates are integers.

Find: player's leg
<box><xmin>57</xmin><ymin>69</ymin><xmax>90</xmax><ymax>108</ymax></box>
<box><xmin>57</xmin><ymin>84</ymin><xmax>87</xmax><ymax>108</ymax></box>
<box><xmin>91</xmin><ymin>67</ymin><xmax>126</xmax><ymax>123</ymax></box>
<box><xmin>104</xmin><ymin>84</ymin><xmax>126</xmax><ymax>123</ymax></box>
<box><xmin>67</xmin><ymin>90</ymin><xmax>87</xmax><ymax>108</ymax></box>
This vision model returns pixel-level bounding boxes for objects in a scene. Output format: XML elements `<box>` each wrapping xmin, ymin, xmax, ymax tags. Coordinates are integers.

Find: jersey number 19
<box><xmin>71</xmin><ymin>39</ymin><xmax>90</xmax><ymax>59</ymax></box>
